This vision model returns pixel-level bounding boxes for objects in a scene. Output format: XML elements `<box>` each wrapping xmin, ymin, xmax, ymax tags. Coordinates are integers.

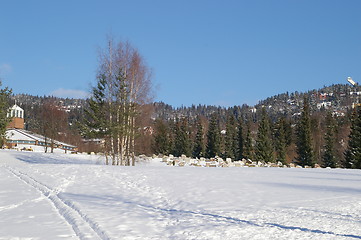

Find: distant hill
<box><xmin>10</xmin><ymin>94</ymin><xmax>86</xmax><ymax>130</ymax></box>
<box><xmin>152</xmin><ymin>83</ymin><xmax>361</xmax><ymax>124</ymax></box>
<box><xmin>11</xmin><ymin>83</ymin><xmax>361</xmax><ymax>127</ymax></box>
<box><xmin>10</xmin><ymin>83</ymin><xmax>360</xmax><ymax>160</ymax></box>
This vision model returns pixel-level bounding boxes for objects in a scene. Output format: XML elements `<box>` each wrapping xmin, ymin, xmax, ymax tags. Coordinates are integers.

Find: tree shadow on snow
<box><xmin>256</xmin><ymin>181</ymin><xmax>361</xmax><ymax>195</ymax></box>
<box><xmin>295</xmin><ymin>175</ymin><xmax>361</xmax><ymax>183</ymax></box>
<box><xmin>297</xmin><ymin>169</ymin><xmax>361</xmax><ymax>178</ymax></box>
<box><xmin>62</xmin><ymin>192</ymin><xmax>361</xmax><ymax>239</ymax></box>
<box><xmin>279</xmin><ymin>206</ymin><xmax>361</xmax><ymax>223</ymax></box>
<box><xmin>265</xmin><ymin>223</ymin><xmax>361</xmax><ymax>239</ymax></box>
<box><xmin>12</xmin><ymin>152</ymin><xmax>104</xmax><ymax>165</ymax></box>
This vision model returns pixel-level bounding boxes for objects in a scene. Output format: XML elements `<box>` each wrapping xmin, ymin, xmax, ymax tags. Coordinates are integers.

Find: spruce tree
<box><xmin>192</xmin><ymin>117</ymin><xmax>205</xmax><ymax>158</ymax></box>
<box><xmin>322</xmin><ymin>112</ymin><xmax>336</xmax><ymax>168</ymax></box>
<box><xmin>82</xmin><ymin>74</ymin><xmax>108</xmax><ymax>139</ymax></box>
<box><xmin>170</xmin><ymin>119</ymin><xmax>180</xmax><ymax>157</ymax></box>
<box><xmin>296</xmin><ymin>97</ymin><xmax>314</xmax><ymax>167</ymax></box>
<box><xmin>81</xmin><ymin>74</ymin><xmax>112</xmax><ymax>163</ymax></box>
<box><xmin>255</xmin><ymin>108</ymin><xmax>274</xmax><ymax>162</ymax></box>
<box><xmin>152</xmin><ymin>119</ymin><xmax>171</xmax><ymax>155</ymax></box>
<box><xmin>173</xmin><ymin>118</ymin><xmax>191</xmax><ymax>157</ymax></box>
<box><xmin>344</xmin><ymin>150</ymin><xmax>352</xmax><ymax>168</ymax></box>
<box><xmin>284</xmin><ymin>118</ymin><xmax>293</xmax><ymax>146</ymax></box>
<box><xmin>274</xmin><ymin>117</ymin><xmax>287</xmax><ymax>164</ymax></box>
<box><xmin>224</xmin><ymin>114</ymin><xmax>236</xmax><ymax>160</ymax></box>
<box><xmin>167</xmin><ymin>120</ymin><xmax>176</xmax><ymax>156</ymax></box>
<box><xmin>236</xmin><ymin>118</ymin><xmax>244</xmax><ymax>160</ymax></box>
<box><xmin>182</xmin><ymin>118</ymin><xmax>191</xmax><ymax>157</ymax></box>
<box><xmin>243</xmin><ymin>123</ymin><xmax>254</xmax><ymax>160</ymax></box>
<box><xmin>0</xmin><ymin>80</ymin><xmax>11</xmax><ymax>146</ymax></box>
<box><xmin>206</xmin><ymin>113</ymin><xmax>221</xmax><ymax>158</ymax></box>
<box><xmin>344</xmin><ymin>106</ymin><xmax>361</xmax><ymax>169</ymax></box>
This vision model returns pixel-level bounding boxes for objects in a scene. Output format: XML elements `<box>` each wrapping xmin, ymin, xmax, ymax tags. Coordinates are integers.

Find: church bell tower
<box><xmin>7</xmin><ymin>104</ymin><xmax>25</xmax><ymax>129</ymax></box>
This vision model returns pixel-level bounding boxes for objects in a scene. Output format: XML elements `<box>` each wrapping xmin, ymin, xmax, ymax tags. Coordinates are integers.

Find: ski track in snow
<box><xmin>92</xmin><ymin>168</ymin><xmax>180</xmax><ymax>238</ymax></box>
<box><xmin>0</xmin><ymin>196</ymin><xmax>44</xmax><ymax>212</ymax></box>
<box><xmin>5</xmin><ymin>166</ymin><xmax>110</xmax><ymax>240</ymax></box>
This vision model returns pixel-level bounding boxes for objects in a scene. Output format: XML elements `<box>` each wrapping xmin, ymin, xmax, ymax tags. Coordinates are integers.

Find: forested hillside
<box><xmin>9</xmin><ymin>83</ymin><xmax>361</xmax><ymax>168</ymax></box>
<box><xmin>12</xmin><ymin>84</ymin><xmax>360</xmax><ymax>126</ymax></box>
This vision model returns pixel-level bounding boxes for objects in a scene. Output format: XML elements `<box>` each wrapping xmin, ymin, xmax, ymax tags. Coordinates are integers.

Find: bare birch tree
<box><xmin>39</xmin><ymin>100</ymin><xmax>68</xmax><ymax>153</ymax></box>
<box><xmin>85</xmin><ymin>37</ymin><xmax>152</xmax><ymax>166</ymax></box>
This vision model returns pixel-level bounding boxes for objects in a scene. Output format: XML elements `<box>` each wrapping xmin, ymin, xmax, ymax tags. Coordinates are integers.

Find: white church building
<box><xmin>5</xmin><ymin>104</ymin><xmax>78</xmax><ymax>153</ymax></box>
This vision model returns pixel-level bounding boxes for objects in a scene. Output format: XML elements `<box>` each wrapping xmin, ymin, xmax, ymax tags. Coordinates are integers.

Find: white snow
<box><xmin>0</xmin><ymin>150</ymin><xmax>360</xmax><ymax>240</ymax></box>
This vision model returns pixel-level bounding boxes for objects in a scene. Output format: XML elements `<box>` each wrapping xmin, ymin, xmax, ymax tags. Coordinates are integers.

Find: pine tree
<box><xmin>274</xmin><ymin>117</ymin><xmax>287</xmax><ymax>164</ymax></box>
<box><xmin>192</xmin><ymin>117</ymin><xmax>205</xmax><ymax>158</ymax></box>
<box><xmin>0</xmin><ymin>80</ymin><xmax>11</xmax><ymax>146</ymax></box>
<box><xmin>206</xmin><ymin>113</ymin><xmax>221</xmax><ymax>158</ymax></box>
<box><xmin>296</xmin><ymin>97</ymin><xmax>314</xmax><ymax>167</ymax></box>
<box><xmin>224</xmin><ymin>114</ymin><xmax>236</xmax><ymax>160</ymax></box>
<box><xmin>322</xmin><ymin>112</ymin><xmax>336</xmax><ymax>168</ymax></box>
<box><xmin>344</xmin><ymin>106</ymin><xmax>361</xmax><ymax>169</ymax></box>
<box><xmin>255</xmin><ymin>108</ymin><xmax>274</xmax><ymax>162</ymax></box>
<box><xmin>236</xmin><ymin>118</ymin><xmax>244</xmax><ymax>160</ymax></box>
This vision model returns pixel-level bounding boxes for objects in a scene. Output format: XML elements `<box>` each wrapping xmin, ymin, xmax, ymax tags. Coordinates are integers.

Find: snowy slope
<box><xmin>0</xmin><ymin>150</ymin><xmax>360</xmax><ymax>240</ymax></box>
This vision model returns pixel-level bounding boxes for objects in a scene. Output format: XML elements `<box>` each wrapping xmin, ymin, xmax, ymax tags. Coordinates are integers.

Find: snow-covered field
<box><xmin>1</xmin><ymin>150</ymin><xmax>360</xmax><ymax>240</ymax></box>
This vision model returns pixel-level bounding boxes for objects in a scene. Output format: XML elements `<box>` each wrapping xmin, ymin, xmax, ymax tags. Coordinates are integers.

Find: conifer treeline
<box><xmin>152</xmin><ymin>97</ymin><xmax>361</xmax><ymax>169</ymax></box>
<box><xmin>6</xmin><ymin>83</ymin><xmax>361</xmax><ymax>169</ymax></box>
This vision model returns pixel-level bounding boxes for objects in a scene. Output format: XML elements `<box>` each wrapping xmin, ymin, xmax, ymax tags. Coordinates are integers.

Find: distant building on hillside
<box><xmin>317</xmin><ymin>101</ymin><xmax>332</xmax><ymax>110</ymax></box>
<box><xmin>7</xmin><ymin>104</ymin><xmax>24</xmax><ymax>129</ymax></box>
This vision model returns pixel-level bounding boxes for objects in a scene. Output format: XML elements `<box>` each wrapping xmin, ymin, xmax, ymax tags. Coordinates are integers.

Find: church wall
<box><xmin>7</xmin><ymin>117</ymin><xmax>25</xmax><ymax>129</ymax></box>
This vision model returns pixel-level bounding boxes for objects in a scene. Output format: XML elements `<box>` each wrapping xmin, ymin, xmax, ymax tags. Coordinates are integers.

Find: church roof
<box><xmin>6</xmin><ymin>129</ymin><xmax>77</xmax><ymax>148</ymax></box>
<box><xmin>10</xmin><ymin>104</ymin><xmax>24</xmax><ymax>111</ymax></box>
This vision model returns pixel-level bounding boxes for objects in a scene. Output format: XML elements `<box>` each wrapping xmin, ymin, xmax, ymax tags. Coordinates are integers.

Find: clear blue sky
<box><xmin>1</xmin><ymin>1</ymin><xmax>360</xmax><ymax>107</ymax></box>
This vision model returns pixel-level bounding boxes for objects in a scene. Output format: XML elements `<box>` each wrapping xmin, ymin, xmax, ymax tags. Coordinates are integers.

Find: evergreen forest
<box><xmin>3</xmin><ymin>82</ymin><xmax>361</xmax><ymax>168</ymax></box>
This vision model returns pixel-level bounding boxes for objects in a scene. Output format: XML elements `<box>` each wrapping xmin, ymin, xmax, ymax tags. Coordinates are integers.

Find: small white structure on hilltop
<box><xmin>347</xmin><ymin>77</ymin><xmax>357</xmax><ymax>86</ymax></box>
